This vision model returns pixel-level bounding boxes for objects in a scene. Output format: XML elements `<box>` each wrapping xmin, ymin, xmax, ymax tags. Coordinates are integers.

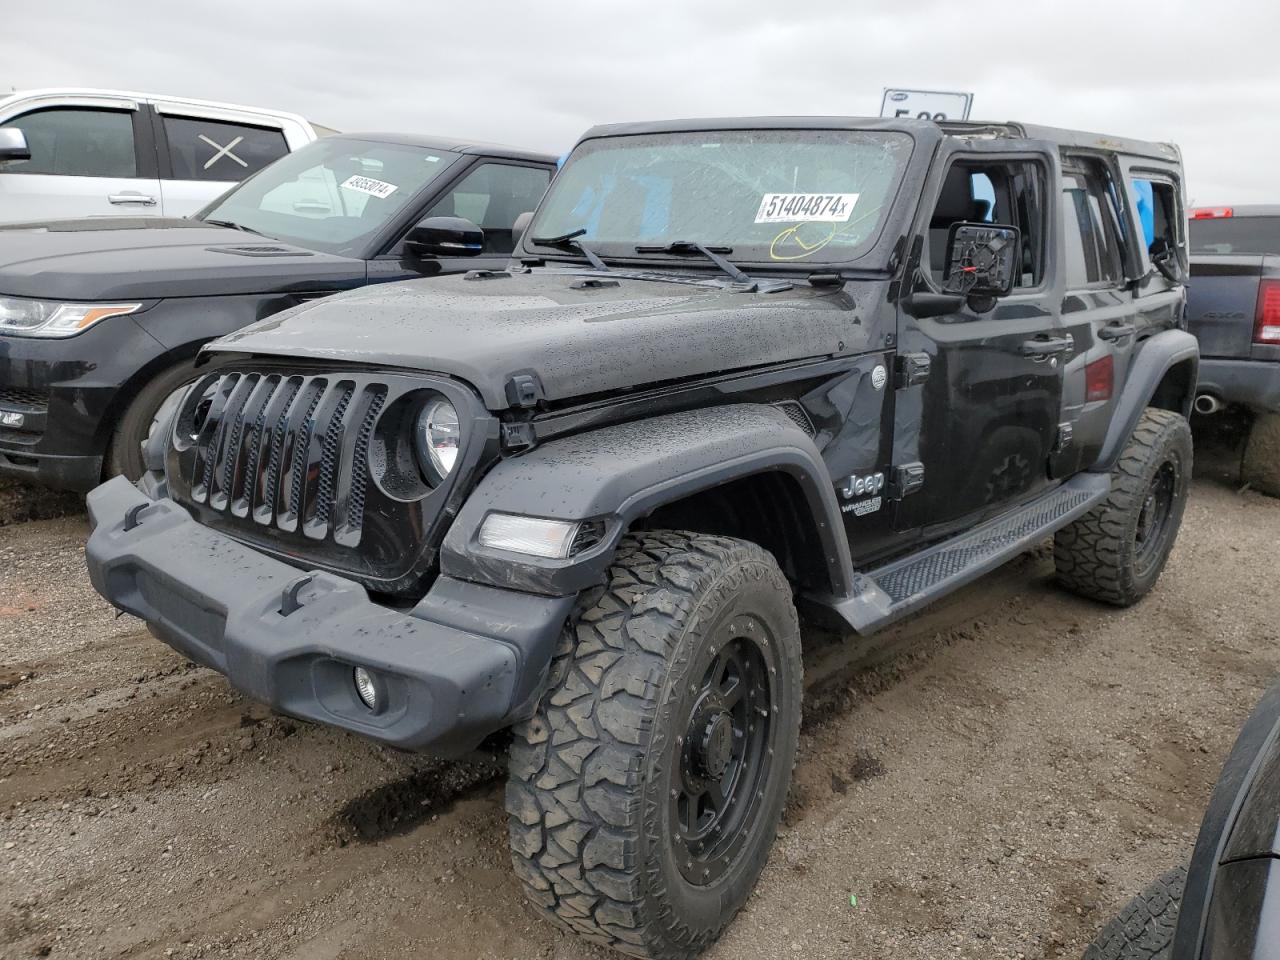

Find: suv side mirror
<box><xmin>0</xmin><ymin>128</ymin><xmax>31</xmax><ymax>163</ymax></box>
<box><xmin>511</xmin><ymin>211</ymin><xmax>534</xmax><ymax>247</ymax></box>
<box><xmin>1149</xmin><ymin>236</ymin><xmax>1183</xmax><ymax>284</ymax></box>
<box><xmin>942</xmin><ymin>222</ymin><xmax>1021</xmax><ymax>304</ymax></box>
<box><xmin>405</xmin><ymin>216</ymin><xmax>484</xmax><ymax>258</ymax></box>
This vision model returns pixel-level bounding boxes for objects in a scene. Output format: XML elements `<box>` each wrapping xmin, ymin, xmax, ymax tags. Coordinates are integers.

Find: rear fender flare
<box><xmin>440</xmin><ymin>404</ymin><xmax>854</xmax><ymax>597</ymax></box>
<box><xmin>1093</xmin><ymin>329</ymin><xmax>1199</xmax><ymax>471</ymax></box>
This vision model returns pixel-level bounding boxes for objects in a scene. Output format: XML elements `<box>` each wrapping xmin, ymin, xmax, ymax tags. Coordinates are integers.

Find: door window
<box><xmin>0</xmin><ymin>108</ymin><xmax>137</xmax><ymax>178</ymax></box>
<box><xmin>162</xmin><ymin>116</ymin><xmax>289</xmax><ymax>182</ymax></box>
<box><xmin>1061</xmin><ymin>169</ymin><xmax>1125</xmax><ymax>288</ymax></box>
<box><xmin>423</xmin><ymin>162</ymin><xmax>551</xmax><ymax>255</ymax></box>
<box><xmin>926</xmin><ymin>159</ymin><xmax>1047</xmax><ymax>288</ymax></box>
<box><xmin>1131</xmin><ymin>177</ymin><xmax>1182</xmax><ymax>259</ymax></box>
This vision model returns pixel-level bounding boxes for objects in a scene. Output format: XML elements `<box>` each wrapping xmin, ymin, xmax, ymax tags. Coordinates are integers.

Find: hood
<box><xmin>0</xmin><ymin>218</ymin><xmax>366</xmax><ymax>300</ymax></box>
<box><xmin>214</xmin><ymin>268</ymin><xmax>880</xmax><ymax>410</ymax></box>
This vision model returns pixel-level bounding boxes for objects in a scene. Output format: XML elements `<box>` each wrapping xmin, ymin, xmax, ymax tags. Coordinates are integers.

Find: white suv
<box><xmin>0</xmin><ymin>89</ymin><xmax>332</xmax><ymax>223</ymax></box>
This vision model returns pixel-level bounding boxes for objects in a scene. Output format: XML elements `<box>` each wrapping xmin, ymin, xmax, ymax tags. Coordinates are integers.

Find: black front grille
<box><xmin>183</xmin><ymin>373</ymin><xmax>387</xmax><ymax>543</ymax></box>
<box><xmin>167</xmin><ymin>365</ymin><xmax>492</xmax><ymax>597</ymax></box>
<box><xmin>0</xmin><ymin>386</ymin><xmax>47</xmax><ymax>411</ymax></box>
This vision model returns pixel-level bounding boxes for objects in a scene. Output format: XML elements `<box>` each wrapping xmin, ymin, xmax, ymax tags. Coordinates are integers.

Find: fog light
<box><xmin>478</xmin><ymin>513</ymin><xmax>585</xmax><ymax>559</ymax></box>
<box><xmin>353</xmin><ymin>667</ymin><xmax>380</xmax><ymax>711</ymax></box>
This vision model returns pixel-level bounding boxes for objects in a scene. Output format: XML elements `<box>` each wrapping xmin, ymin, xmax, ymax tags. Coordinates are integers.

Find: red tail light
<box><xmin>1191</xmin><ymin>207</ymin><xmax>1234</xmax><ymax>219</ymax></box>
<box><xmin>1086</xmin><ymin>355</ymin><xmax>1114</xmax><ymax>402</ymax></box>
<box><xmin>1257</xmin><ymin>280</ymin><xmax>1280</xmax><ymax>345</ymax></box>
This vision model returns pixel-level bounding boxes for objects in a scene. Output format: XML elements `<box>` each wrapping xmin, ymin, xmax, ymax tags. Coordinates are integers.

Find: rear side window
<box><xmin>1061</xmin><ymin>169</ymin><xmax>1125</xmax><ymax>287</ymax></box>
<box><xmin>1190</xmin><ymin>216</ymin><xmax>1280</xmax><ymax>255</ymax></box>
<box><xmin>162</xmin><ymin>116</ymin><xmax>289</xmax><ymax>182</ymax></box>
<box><xmin>0</xmin><ymin>108</ymin><xmax>137</xmax><ymax>178</ymax></box>
<box><xmin>1131</xmin><ymin>177</ymin><xmax>1182</xmax><ymax>257</ymax></box>
<box><xmin>424</xmin><ymin>162</ymin><xmax>551</xmax><ymax>255</ymax></box>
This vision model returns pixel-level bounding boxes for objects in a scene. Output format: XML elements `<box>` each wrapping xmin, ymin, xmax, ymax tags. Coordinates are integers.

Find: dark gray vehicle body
<box><xmin>1174</xmin><ymin>679</ymin><xmax>1280</xmax><ymax>959</ymax></box>
<box><xmin>1188</xmin><ymin>206</ymin><xmax>1280</xmax><ymax>414</ymax></box>
<box><xmin>83</xmin><ymin>116</ymin><xmax>1199</xmax><ymax>755</ymax></box>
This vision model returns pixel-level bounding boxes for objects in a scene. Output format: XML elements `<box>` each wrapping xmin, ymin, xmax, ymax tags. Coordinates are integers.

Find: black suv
<box><xmin>85</xmin><ymin>117</ymin><xmax>1199</xmax><ymax>959</ymax></box>
<box><xmin>0</xmin><ymin>133</ymin><xmax>555</xmax><ymax>490</ymax></box>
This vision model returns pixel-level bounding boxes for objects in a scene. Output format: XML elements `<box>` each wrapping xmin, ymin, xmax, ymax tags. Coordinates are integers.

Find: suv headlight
<box><xmin>0</xmin><ymin>296</ymin><xmax>142</xmax><ymax>338</ymax></box>
<box><xmin>414</xmin><ymin>396</ymin><xmax>461</xmax><ymax>484</ymax></box>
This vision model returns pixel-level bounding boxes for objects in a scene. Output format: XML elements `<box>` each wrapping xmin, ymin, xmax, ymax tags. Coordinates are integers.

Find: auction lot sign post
<box><xmin>881</xmin><ymin>88</ymin><xmax>973</xmax><ymax>121</ymax></box>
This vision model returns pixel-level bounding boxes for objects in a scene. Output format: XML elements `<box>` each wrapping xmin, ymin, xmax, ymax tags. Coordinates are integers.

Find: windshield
<box><xmin>199</xmin><ymin>138</ymin><xmax>460</xmax><ymax>256</ymax></box>
<box><xmin>527</xmin><ymin>129</ymin><xmax>913</xmax><ymax>267</ymax></box>
<box><xmin>1190</xmin><ymin>216</ymin><xmax>1280</xmax><ymax>256</ymax></box>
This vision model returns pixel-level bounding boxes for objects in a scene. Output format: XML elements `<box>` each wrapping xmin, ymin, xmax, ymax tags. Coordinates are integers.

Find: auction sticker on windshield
<box><xmin>755</xmin><ymin>193</ymin><xmax>858</xmax><ymax>224</ymax></box>
<box><xmin>341</xmin><ymin>175</ymin><xmax>399</xmax><ymax>199</ymax></box>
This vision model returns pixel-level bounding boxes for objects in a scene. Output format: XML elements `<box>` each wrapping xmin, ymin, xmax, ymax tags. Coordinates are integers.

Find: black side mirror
<box><xmin>0</xmin><ymin>128</ymin><xmax>31</xmax><ymax>163</ymax></box>
<box><xmin>511</xmin><ymin>211</ymin><xmax>534</xmax><ymax>248</ymax></box>
<box><xmin>1149</xmin><ymin>236</ymin><xmax>1183</xmax><ymax>284</ymax></box>
<box><xmin>942</xmin><ymin>222</ymin><xmax>1021</xmax><ymax>305</ymax></box>
<box><xmin>405</xmin><ymin>216</ymin><xmax>484</xmax><ymax>258</ymax></box>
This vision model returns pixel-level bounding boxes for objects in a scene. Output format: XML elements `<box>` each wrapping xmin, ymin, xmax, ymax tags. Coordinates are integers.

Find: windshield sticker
<box><xmin>425</xmin><ymin>155</ymin><xmax>441</xmax><ymax>163</ymax></box>
<box><xmin>341</xmin><ymin>175</ymin><xmax>399</xmax><ymax>199</ymax></box>
<box><xmin>755</xmin><ymin>192</ymin><xmax>858</xmax><ymax>224</ymax></box>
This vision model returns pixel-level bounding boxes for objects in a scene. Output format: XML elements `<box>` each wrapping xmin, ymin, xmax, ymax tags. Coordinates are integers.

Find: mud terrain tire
<box><xmin>1055</xmin><ymin>408</ymin><xmax>1192</xmax><ymax>606</ymax></box>
<box><xmin>1083</xmin><ymin>865</ymin><xmax>1184</xmax><ymax>960</ymax></box>
<box><xmin>505</xmin><ymin>531</ymin><xmax>803</xmax><ymax>959</ymax></box>
<box><xmin>1242</xmin><ymin>411</ymin><xmax>1280</xmax><ymax>497</ymax></box>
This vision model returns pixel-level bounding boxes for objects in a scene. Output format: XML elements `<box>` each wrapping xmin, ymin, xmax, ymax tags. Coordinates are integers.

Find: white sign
<box><xmin>755</xmin><ymin>193</ymin><xmax>858</xmax><ymax>224</ymax></box>
<box><xmin>341</xmin><ymin>175</ymin><xmax>398</xmax><ymax>199</ymax></box>
<box><xmin>880</xmin><ymin>88</ymin><xmax>973</xmax><ymax>122</ymax></box>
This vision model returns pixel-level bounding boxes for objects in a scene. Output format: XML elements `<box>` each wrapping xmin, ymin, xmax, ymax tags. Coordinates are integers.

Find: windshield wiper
<box><xmin>633</xmin><ymin>240</ymin><xmax>756</xmax><ymax>285</ymax></box>
<box><xmin>204</xmin><ymin>218</ymin><xmax>265</xmax><ymax>237</ymax></box>
<box><xmin>528</xmin><ymin>227</ymin><xmax>611</xmax><ymax>272</ymax></box>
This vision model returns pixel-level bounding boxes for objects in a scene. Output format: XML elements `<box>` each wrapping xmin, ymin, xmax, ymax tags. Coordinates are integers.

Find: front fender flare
<box><xmin>440</xmin><ymin>404</ymin><xmax>854</xmax><ymax>597</ymax></box>
<box><xmin>1093</xmin><ymin>329</ymin><xmax>1199</xmax><ymax>472</ymax></box>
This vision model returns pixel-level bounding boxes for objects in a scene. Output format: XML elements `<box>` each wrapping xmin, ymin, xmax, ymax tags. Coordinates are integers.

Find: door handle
<box><xmin>108</xmin><ymin>193</ymin><xmax>157</xmax><ymax>206</ymax></box>
<box><xmin>1021</xmin><ymin>336</ymin><xmax>1074</xmax><ymax>359</ymax></box>
<box><xmin>1097</xmin><ymin>324</ymin><xmax>1137</xmax><ymax>342</ymax></box>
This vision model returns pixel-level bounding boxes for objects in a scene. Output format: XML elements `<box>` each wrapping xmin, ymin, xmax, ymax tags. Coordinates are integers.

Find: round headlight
<box><xmin>415</xmin><ymin>396</ymin><xmax>461</xmax><ymax>484</ymax></box>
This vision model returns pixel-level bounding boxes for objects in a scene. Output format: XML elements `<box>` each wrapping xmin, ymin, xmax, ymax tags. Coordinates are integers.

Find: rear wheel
<box><xmin>1083</xmin><ymin>865</ymin><xmax>1184</xmax><ymax>960</ymax></box>
<box><xmin>1242</xmin><ymin>411</ymin><xmax>1280</xmax><ymax>497</ymax></box>
<box><xmin>1055</xmin><ymin>408</ymin><xmax>1192</xmax><ymax>606</ymax></box>
<box><xmin>105</xmin><ymin>360</ymin><xmax>200</xmax><ymax>482</ymax></box>
<box><xmin>505</xmin><ymin>531</ymin><xmax>803</xmax><ymax>959</ymax></box>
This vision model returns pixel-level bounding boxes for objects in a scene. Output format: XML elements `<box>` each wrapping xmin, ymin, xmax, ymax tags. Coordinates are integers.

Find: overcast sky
<box><xmin>4</xmin><ymin>0</ymin><xmax>1275</xmax><ymax>203</ymax></box>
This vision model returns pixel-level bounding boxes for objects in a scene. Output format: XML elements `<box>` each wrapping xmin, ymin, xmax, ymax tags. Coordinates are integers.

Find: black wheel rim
<box><xmin>670</xmin><ymin>613</ymin><xmax>777</xmax><ymax>886</ymax></box>
<box><xmin>1135</xmin><ymin>459</ymin><xmax>1177</xmax><ymax>576</ymax></box>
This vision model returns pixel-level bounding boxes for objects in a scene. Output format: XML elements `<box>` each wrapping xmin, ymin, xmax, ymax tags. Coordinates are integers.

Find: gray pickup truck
<box><xmin>1188</xmin><ymin>206</ymin><xmax>1280</xmax><ymax>494</ymax></box>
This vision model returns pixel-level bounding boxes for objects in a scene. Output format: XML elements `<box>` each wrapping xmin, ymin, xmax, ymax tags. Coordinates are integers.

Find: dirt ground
<box><xmin>1</xmin><ymin>471</ymin><xmax>1278</xmax><ymax>960</ymax></box>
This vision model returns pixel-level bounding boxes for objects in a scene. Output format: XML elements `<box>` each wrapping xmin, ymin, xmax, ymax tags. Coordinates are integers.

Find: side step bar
<box><xmin>831</xmin><ymin>472</ymin><xmax>1112</xmax><ymax>634</ymax></box>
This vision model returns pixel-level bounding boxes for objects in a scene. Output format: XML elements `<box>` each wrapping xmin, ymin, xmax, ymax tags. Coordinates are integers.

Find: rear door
<box><xmin>0</xmin><ymin>99</ymin><xmax>161</xmax><ymax>222</ymax></box>
<box><xmin>1054</xmin><ymin>157</ymin><xmax>1137</xmax><ymax>474</ymax></box>
<box><xmin>893</xmin><ymin>139</ymin><xmax>1067</xmax><ymax>534</ymax></box>
<box><xmin>151</xmin><ymin>108</ymin><xmax>293</xmax><ymax>217</ymax></box>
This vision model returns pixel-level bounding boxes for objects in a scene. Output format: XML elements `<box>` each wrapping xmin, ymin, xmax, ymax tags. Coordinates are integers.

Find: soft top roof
<box><xmin>328</xmin><ymin>132</ymin><xmax>557</xmax><ymax>165</ymax></box>
<box><xmin>575</xmin><ymin>115</ymin><xmax>1179</xmax><ymax>164</ymax></box>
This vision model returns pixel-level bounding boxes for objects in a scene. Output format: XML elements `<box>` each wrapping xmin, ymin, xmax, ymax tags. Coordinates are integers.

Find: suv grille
<box><xmin>0</xmin><ymin>386</ymin><xmax>47</xmax><ymax>411</ymax></box>
<box><xmin>185</xmin><ymin>373</ymin><xmax>386</xmax><ymax>543</ymax></box>
<box><xmin>167</xmin><ymin>366</ymin><xmax>490</xmax><ymax>595</ymax></box>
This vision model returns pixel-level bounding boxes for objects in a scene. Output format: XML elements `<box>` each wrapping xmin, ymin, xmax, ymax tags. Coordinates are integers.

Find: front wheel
<box><xmin>105</xmin><ymin>359</ymin><xmax>200</xmax><ymax>482</ymax></box>
<box><xmin>1055</xmin><ymin>408</ymin><xmax>1192</xmax><ymax>606</ymax></box>
<box><xmin>505</xmin><ymin>531</ymin><xmax>803</xmax><ymax>959</ymax></box>
<box><xmin>1083</xmin><ymin>865</ymin><xmax>1184</xmax><ymax>960</ymax></box>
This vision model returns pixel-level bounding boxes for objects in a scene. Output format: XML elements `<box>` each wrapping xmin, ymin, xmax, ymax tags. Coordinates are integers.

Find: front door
<box><xmin>0</xmin><ymin>104</ymin><xmax>161</xmax><ymax>223</ymax></box>
<box><xmin>894</xmin><ymin>142</ymin><xmax>1068</xmax><ymax>535</ymax></box>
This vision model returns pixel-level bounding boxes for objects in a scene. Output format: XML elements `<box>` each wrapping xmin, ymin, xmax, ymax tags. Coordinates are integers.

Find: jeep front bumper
<box><xmin>85</xmin><ymin>476</ymin><xmax>574</xmax><ymax>754</ymax></box>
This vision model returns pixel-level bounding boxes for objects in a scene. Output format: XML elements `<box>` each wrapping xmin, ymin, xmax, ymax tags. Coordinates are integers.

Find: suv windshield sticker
<box><xmin>341</xmin><ymin>175</ymin><xmax>399</xmax><ymax>199</ymax></box>
<box><xmin>755</xmin><ymin>193</ymin><xmax>859</xmax><ymax>224</ymax></box>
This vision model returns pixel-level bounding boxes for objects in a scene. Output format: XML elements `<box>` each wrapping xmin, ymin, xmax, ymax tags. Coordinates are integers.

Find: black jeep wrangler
<box><xmin>84</xmin><ymin>117</ymin><xmax>1199</xmax><ymax>959</ymax></box>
